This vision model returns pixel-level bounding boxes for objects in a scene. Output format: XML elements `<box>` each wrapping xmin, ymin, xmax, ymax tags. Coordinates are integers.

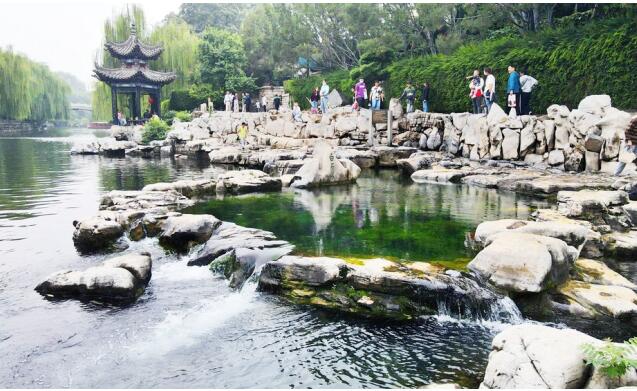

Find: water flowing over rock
<box><xmin>290</xmin><ymin>141</ymin><xmax>361</xmax><ymax>188</ymax></box>
<box><xmin>188</xmin><ymin>222</ymin><xmax>294</xmax><ymax>288</ymax></box>
<box><xmin>258</xmin><ymin>256</ymin><xmax>522</xmax><ymax>322</ymax></box>
<box><xmin>35</xmin><ymin>252</ymin><xmax>152</xmax><ymax>303</ymax></box>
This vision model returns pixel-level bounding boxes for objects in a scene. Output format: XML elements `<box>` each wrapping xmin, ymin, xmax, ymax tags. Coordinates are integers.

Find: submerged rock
<box><xmin>35</xmin><ymin>252</ymin><xmax>152</xmax><ymax>303</ymax></box>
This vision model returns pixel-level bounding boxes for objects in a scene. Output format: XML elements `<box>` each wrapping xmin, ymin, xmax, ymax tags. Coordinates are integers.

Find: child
<box><xmin>507</xmin><ymin>92</ymin><xmax>517</xmax><ymax>117</ymax></box>
<box><xmin>237</xmin><ymin>122</ymin><xmax>248</xmax><ymax>149</ymax></box>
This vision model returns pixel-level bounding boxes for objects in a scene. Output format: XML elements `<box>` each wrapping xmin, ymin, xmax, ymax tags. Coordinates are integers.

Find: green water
<box><xmin>185</xmin><ymin>170</ymin><xmax>552</xmax><ymax>269</ymax></box>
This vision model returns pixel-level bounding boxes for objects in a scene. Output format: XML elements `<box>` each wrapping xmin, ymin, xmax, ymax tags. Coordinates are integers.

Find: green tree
<box><xmin>178</xmin><ymin>3</ymin><xmax>255</xmax><ymax>33</ymax></box>
<box><xmin>198</xmin><ymin>27</ymin><xmax>255</xmax><ymax>92</ymax></box>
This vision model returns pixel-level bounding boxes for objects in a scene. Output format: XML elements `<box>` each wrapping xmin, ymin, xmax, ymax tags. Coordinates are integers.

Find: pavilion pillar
<box><xmin>134</xmin><ymin>89</ymin><xmax>141</xmax><ymax>121</ymax></box>
<box><xmin>111</xmin><ymin>87</ymin><xmax>117</xmax><ymax>124</ymax></box>
<box><xmin>156</xmin><ymin>91</ymin><xmax>161</xmax><ymax>117</ymax></box>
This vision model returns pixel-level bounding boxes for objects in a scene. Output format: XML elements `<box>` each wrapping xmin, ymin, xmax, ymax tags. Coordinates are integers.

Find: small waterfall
<box><xmin>434</xmin><ymin>289</ymin><xmax>523</xmax><ymax>327</ymax></box>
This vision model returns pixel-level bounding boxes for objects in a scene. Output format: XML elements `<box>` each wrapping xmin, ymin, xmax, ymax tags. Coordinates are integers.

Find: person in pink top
<box><xmin>354</xmin><ymin>78</ymin><xmax>367</xmax><ymax>111</ymax></box>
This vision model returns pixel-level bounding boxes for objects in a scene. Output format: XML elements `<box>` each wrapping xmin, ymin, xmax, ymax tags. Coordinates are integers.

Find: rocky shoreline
<box><xmin>53</xmin><ymin>94</ymin><xmax>637</xmax><ymax>388</ymax></box>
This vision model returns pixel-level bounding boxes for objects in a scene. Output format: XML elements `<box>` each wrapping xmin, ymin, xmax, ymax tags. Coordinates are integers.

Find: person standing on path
<box><xmin>399</xmin><ymin>81</ymin><xmax>416</xmax><ymax>113</ymax></box>
<box><xmin>233</xmin><ymin>93</ymin><xmax>239</xmax><ymax>112</ymax></box>
<box><xmin>421</xmin><ymin>82</ymin><xmax>430</xmax><ymax>113</ymax></box>
<box><xmin>320</xmin><ymin>80</ymin><xmax>330</xmax><ymax>115</ymax></box>
<box><xmin>483</xmin><ymin>68</ymin><xmax>496</xmax><ymax>114</ymax></box>
<box><xmin>615</xmin><ymin>116</ymin><xmax>637</xmax><ymax>176</ymax></box>
<box><xmin>310</xmin><ymin>87</ymin><xmax>320</xmax><ymax>113</ymax></box>
<box><xmin>507</xmin><ymin>65</ymin><xmax>521</xmax><ymax>115</ymax></box>
<box><xmin>370</xmin><ymin>81</ymin><xmax>383</xmax><ymax>110</ymax></box>
<box><xmin>242</xmin><ymin>93</ymin><xmax>252</xmax><ymax>113</ymax></box>
<box><xmin>519</xmin><ymin>69</ymin><xmax>538</xmax><ymax>115</ymax></box>
<box><xmin>224</xmin><ymin>91</ymin><xmax>233</xmax><ymax>112</ymax></box>
<box><xmin>468</xmin><ymin>69</ymin><xmax>484</xmax><ymax>114</ymax></box>
<box><xmin>237</xmin><ymin>121</ymin><xmax>248</xmax><ymax>149</ymax></box>
<box><xmin>261</xmin><ymin>95</ymin><xmax>268</xmax><ymax>112</ymax></box>
<box><xmin>354</xmin><ymin>78</ymin><xmax>367</xmax><ymax>111</ymax></box>
<box><xmin>273</xmin><ymin>94</ymin><xmax>282</xmax><ymax>112</ymax></box>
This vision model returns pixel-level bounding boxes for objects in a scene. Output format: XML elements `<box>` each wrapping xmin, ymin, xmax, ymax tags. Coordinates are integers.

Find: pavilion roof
<box><xmin>104</xmin><ymin>24</ymin><xmax>163</xmax><ymax>61</ymax></box>
<box><xmin>93</xmin><ymin>63</ymin><xmax>176</xmax><ymax>86</ymax></box>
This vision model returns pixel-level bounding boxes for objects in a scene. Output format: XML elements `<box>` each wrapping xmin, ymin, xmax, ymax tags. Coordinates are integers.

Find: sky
<box><xmin>0</xmin><ymin>1</ymin><xmax>182</xmax><ymax>90</ymax></box>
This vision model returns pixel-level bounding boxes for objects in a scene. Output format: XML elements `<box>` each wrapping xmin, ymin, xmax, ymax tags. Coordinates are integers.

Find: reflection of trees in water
<box><xmin>97</xmin><ymin>157</ymin><xmax>218</xmax><ymax>191</ymax></box>
<box><xmin>0</xmin><ymin>139</ymin><xmax>72</xmax><ymax>217</ymax></box>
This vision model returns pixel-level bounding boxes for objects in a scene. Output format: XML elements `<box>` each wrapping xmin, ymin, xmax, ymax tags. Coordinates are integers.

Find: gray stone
<box><xmin>547</xmin><ymin>149</ymin><xmax>565</xmax><ymax>166</ymax></box>
<box><xmin>158</xmin><ymin>214</ymin><xmax>221</xmax><ymax>252</ymax></box>
<box><xmin>468</xmin><ymin>232</ymin><xmax>576</xmax><ymax>293</ymax></box>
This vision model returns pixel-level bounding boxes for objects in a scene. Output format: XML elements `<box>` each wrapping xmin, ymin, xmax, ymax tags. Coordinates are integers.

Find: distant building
<box><xmin>93</xmin><ymin>23</ymin><xmax>175</xmax><ymax>124</ymax></box>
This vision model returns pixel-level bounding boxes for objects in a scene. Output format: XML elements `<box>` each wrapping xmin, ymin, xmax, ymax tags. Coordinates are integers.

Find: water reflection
<box><xmin>185</xmin><ymin>169</ymin><xmax>552</xmax><ymax>267</ymax></box>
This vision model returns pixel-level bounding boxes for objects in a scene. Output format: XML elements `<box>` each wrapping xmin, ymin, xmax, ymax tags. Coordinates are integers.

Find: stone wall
<box><xmin>0</xmin><ymin>120</ymin><xmax>47</xmax><ymax>136</ymax></box>
<box><xmin>258</xmin><ymin>86</ymin><xmax>290</xmax><ymax>110</ymax></box>
<box><xmin>164</xmin><ymin>94</ymin><xmax>632</xmax><ymax>173</ymax></box>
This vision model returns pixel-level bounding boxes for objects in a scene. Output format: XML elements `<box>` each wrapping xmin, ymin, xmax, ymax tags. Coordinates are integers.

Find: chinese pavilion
<box><xmin>93</xmin><ymin>23</ymin><xmax>175</xmax><ymax>124</ymax></box>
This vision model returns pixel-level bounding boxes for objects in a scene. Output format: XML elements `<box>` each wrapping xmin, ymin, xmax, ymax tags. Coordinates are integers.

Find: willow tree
<box><xmin>0</xmin><ymin>48</ymin><xmax>69</xmax><ymax>121</ymax></box>
<box><xmin>150</xmin><ymin>17</ymin><xmax>200</xmax><ymax>102</ymax></box>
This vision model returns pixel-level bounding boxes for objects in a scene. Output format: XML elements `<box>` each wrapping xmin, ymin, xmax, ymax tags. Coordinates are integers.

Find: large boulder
<box><xmin>577</xmin><ymin>94</ymin><xmax>612</xmax><ymax>117</ymax></box>
<box><xmin>72</xmin><ymin>215</ymin><xmax>125</xmax><ymax>253</ymax></box>
<box><xmin>411</xmin><ymin>167</ymin><xmax>469</xmax><ymax>183</ymax></box>
<box><xmin>473</xmin><ymin>219</ymin><xmax>593</xmax><ymax>250</ymax></box>
<box><xmin>481</xmin><ymin>324</ymin><xmax>597</xmax><ymax>389</ymax></box>
<box><xmin>35</xmin><ymin>252</ymin><xmax>152</xmax><ymax>303</ymax></box>
<box><xmin>158</xmin><ymin>214</ymin><xmax>221</xmax><ymax>252</ymax></box>
<box><xmin>189</xmin><ymin>222</ymin><xmax>293</xmax><ymax>288</ymax></box>
<box><xmin>468</xmin><ymin>232</ymin><xmax>577</xmax><ymax>293</ymax></box>
<box><xmin>396</xmin><ymin>152</ymin><xmax>436</xmax><ymax>175</ymax></box>
<box><xmin>258</xmin><ymin>256</ymin><xmax>519</xmax><ymax>321</ymax></box>
<box><xmin>556</xmin><ymin>280</ymin><xmax>637</xmax><ymax>322</ymax></box>
<box><xmin>501</xmin><ymin>128</ymin><xmax>520</xmax><ymax>160</ymax></box>
<box><xmin>290</xmin><ymin>141</ymin><xmax>361</xmax><ymax>188</ymax></box>
<box><xmin>557</xmin><ymin>190</ymin><xmax>628</xmax><ymax>218</ymax></box>
<box><xmin>573</xmin><ymin>258</ymin><xmax>637</xmax><ymax>290</ymax></box>
<box><xmin>142</xmin><ymin>179</ymin><xmax>217</xmax><ymax>197</ymax></box>
<box><xmin>215</xmin><ymin>169</ymin><xmax>282</xmax><ymax>194</ymax></box>
<box><xmin>372</xmin><ymin>146</ymin><xmax>418</xmax><ymax>167</ymax></box>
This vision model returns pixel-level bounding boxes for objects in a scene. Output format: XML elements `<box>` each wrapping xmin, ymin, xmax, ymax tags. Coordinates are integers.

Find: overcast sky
<box><xmin>0</xmin><ymin>1</ymin><xmax>181</xmax><ymax>90</ymax></box>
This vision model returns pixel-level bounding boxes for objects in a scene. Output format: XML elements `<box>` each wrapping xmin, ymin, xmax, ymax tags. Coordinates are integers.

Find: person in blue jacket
<box><xmin>507</xmin><ymin>65</ymin><xmax>521</xmax><ymax>115</ymax></box>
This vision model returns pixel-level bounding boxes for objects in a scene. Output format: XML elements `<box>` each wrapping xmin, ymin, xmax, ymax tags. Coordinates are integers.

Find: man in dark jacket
<box><xmin>421</xmin><ymin>82</ymin><xmax>430</xmax><ymax>113</ymax></box>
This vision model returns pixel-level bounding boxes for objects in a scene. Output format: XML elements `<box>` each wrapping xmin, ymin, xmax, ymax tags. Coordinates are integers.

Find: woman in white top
<box><xmin>483</xmin><ymin>67</ymin><xmax>496</xmax><ymax>114</ymax></box>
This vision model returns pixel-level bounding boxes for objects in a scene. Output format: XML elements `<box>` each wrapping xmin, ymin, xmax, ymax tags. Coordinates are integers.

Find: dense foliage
<box><xmin>141</xmin><ymin>116</ymin><xmax>170</xmax><ymax>144</ymax></box>
<box><xmin>583</xmin><ymin>338</ymin><xmax>637</xmax><ymax>379</ymax></box>
<box><xmin>0</xmin><ymin>49</ymin><xmax>70</xmax><ymax>121</ymax></box>
<box><xmin>285</xmin><ymin>16</ymin><xmax>637</xmax><ymax>113</ymax></box>
<box><xmin>89</xmin><ymin>4</ymin><xmax>637</xmax><ymax>116</ymax></box>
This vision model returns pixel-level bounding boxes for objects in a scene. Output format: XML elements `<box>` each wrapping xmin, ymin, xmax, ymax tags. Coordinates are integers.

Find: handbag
<box><xmin>619</xmin><ymin>145</ymin><xmax>636</xmax><ymax>164</ymax></box>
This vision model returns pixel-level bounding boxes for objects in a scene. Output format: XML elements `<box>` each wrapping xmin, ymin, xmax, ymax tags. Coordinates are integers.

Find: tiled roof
<box><xmin>105</xmin><ymin>32</ymin><xmax>163</xmax><ymax>61</ymax></box>
<box><xmin>93</xmin><ymin>64</ymin><xmax>176</xmax><ymax>85</ymax></box>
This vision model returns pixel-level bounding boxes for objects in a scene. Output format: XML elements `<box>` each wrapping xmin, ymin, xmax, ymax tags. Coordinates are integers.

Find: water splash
<box><xmin>434</xmin><ymin>295</ymin><xmax>523</xmax><ymax>329</ymax></box>
<box><xmin>129</xmin><ymin>264</ymin><xmax>263</xmax><ymax>357</ymax></box>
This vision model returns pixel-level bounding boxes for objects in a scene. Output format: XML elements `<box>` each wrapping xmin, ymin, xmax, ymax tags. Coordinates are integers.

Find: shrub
<box><xmin>582</xmin><ymin>338</ymin><xmax>637</xmax><ymax>379</ymax></box>
<box><xmin>141</xmin><ymin>116</ymin><xmax>170</xmax><ymax>144</ymax></box>
<box><xmin>174</xmin><ymin>111</ymin><xmax>192</xmax><ymax>122</ymax></box>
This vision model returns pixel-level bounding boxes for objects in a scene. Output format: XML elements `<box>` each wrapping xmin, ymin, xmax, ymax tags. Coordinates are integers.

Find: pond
<box><xmin>0</xmin><ymin>130</ymin><xmax>575</xmax><ymax>388</ymax></box>
<box><xmin>184</xmin><ymin>170</ymin><xmax>550</xmax><ymax>269</ymax></box>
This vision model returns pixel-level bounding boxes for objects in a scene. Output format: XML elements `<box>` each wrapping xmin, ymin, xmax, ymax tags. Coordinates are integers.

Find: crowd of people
<box><xmin>223</xmin><ymin>91</ymin><xmax>283</xmax><ymax>113</ymax></box>
<box><xmin>464</xmin><ymin>65</ymin><xmax>538</xmax><ymax>116</ymax></box>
